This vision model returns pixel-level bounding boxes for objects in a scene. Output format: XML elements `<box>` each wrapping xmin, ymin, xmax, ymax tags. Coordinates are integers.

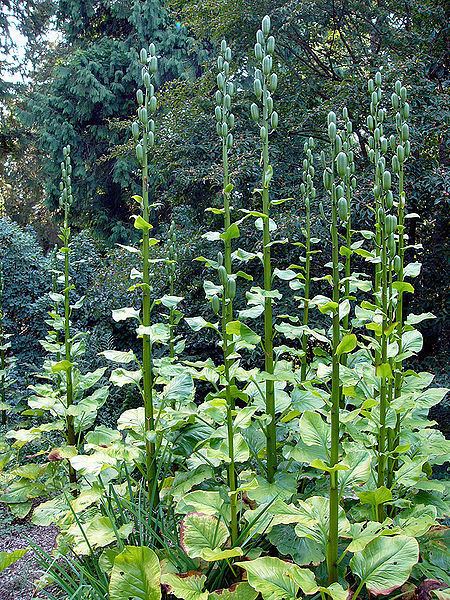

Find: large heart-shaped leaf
<box><xmin>180</xmin><ymin>512</ymin><xmax>229</xmax><ymax>559</ymax></box>
<box><xmin>161</xmin><ymin>572</ymin><xmax>208</xmax><ymax>600</ymax></box>
<box><xmin>109</xmin><ymin>546</ymin><xmax>161</xmax><ymax>600</ymax></box>
<box><xmin>236</xmin><ymin>557</ymin><xmax>317</xmax><ymax>599</ymax></box>
<box><xmin>350</xmin><ymin>535</ymin><xmax>419</xmax><ymax>595</ymax></box>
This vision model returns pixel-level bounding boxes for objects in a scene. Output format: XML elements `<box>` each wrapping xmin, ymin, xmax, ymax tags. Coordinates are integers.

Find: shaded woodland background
<box><xmin>0</xmin><ymin>0</ymin><xmax>448</xmax><ymax>421</ymax></box>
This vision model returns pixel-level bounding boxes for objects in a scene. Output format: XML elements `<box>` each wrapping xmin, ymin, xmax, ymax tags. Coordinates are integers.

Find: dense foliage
<box><xmin>0</xmin><ymin>2</ymin><xmax>448</xmax><ymax>599</ymax></box>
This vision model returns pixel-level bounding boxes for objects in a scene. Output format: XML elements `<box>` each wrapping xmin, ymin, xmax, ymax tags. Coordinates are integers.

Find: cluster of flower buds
<box><xmin>389</xmin><ymin>81</ymin><xmax>410</xmax><ymax>177</ymax></box>
<box><xmin>132</xmin><ymin>45</ymin><xmax>158</xmax><ymax>165</ymax></box>
<box><xmin>300</xmin><ymin>137</ymin><xmax>316</xmax><ymax>207</ymax></box>
<box><xmin>59</xmin><ymin>145</ymin><xmax>73</xmax><ymax>209</ymax></box>
<box><xmin>210</xmin><ymin>252</ymin><xmax>236</xmax><ymax>315</ymax></box>
<box><xmin>366</xmin><ymin>72</ymin><xmax>389</xmax><ymax>164</ymax></box>
<box><xmin>334</xmin><ymin>107</ymin><xmax>357</xmax><ymax>221</ymax></box>
<box><xmin>215</xmin><ymin>40</ymin><xmax>235</xmax><ymax>150</ymax></box>
<box><xmin>250</xmin><ymin>15</ymin><xmax>278</xmax><ymax>138</ymax></box>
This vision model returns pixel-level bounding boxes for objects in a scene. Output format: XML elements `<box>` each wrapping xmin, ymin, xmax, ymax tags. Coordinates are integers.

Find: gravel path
<box><xmin>0</xmin><ymin>504</ymin><xmax>58</xmax><ymax>600</ymax></box>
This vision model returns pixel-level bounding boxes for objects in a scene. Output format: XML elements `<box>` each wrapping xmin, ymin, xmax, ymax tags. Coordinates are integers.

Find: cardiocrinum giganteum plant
<box><xmin>0</xmin><ymin>265</ymin><xmax>15</xmax><ymax>425</ymax></box>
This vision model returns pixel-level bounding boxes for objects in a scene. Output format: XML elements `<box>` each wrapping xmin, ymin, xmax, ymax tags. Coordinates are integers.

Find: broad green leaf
<box><xmin>100</xmin><ymin>350</ymin><xmax>136</xmax><ymax>364</ymax></box>
<box><xmin>295</xmin><ymin>496</ymin><xmax>350</xmax><ymax>555</ymax></box>
<box><xmin>336</xmin><ymin>334</ymin><xmax>357</xmax><ymax>356</ymax></box>
<box><xmin>358</xmin><ymin>486</ymin><xmax>392</xmax><ymax>507</ymax></box>
<box><xmin>109</xmin><ymin>546</ymin><xmax>161</xmax><ymax>600</ymax></box>
<box><xmin>392</xmin><ymin>281</ymin><xmax>414</xmax><ymax>293</ymax></box>
<box><xmin>112</xmin><ymin>306</ymin><xmax>140</xmax><ymax>321</ymax></box>
<box><xmin>209</xmin><ymin>582</ymin><xmax>258</xmax><ymax>600</ymax></box>
<box><xmin>226</xmin><ymin>320</ymin><xmax>261</xmax><ymax>345</ymax></box>
<box><xmin>350</xmin><ymin>535</ymin><xmax>419</xmax><ymax>595</ymax></box>
<box><xmin>133</xmin><ymin>215</ymin><xmax>153</xmax><ymax>231</ymax></box>
<box><xmin>161</xmin><ymin>572</ymin><xmax>208</xmax><ymax>600</ymax></box>
<box><xmin>299</xmin><ymin>411</ymin><xmax>330</xmax><ymax>455</ymax></box>
<box><xmin>268</xmin><ymin>524</ymin><xmax>323</xmax><ymax>566</ymax></box>
<box><xmin>176</xmin><ymin>491</ymin><xmax>225</xmax><ymax>517</ymax></box>
<box><xmin>236</xmin><ymin>557</ymin><xmax>318</xmax><ymax>599</ymax></box>
<box><xmin>162</xmin><ymin>373</ymin><xmax>193</xmax><ymax>404</ymax></box>
<box><xmin>180</xmin><ymin>513</ymin><xmax>229</xmax><ymax>559</ymax></box>
<box><xmin>110</xmin><ymin>368</ymin><xmax>142</xmax><ymax>387</ymax></box>
<box><xmin>0</xmin><ymin>549</ymin><xmax>28</xmax><ymax>573</ymax></box>
<box><xmin>201</xmin><ymin>547</ymin><xmax>243</xmax><ymax>561</ymax></box>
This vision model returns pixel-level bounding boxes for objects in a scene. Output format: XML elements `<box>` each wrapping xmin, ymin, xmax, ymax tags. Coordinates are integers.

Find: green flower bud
<box><xmin>228</xmin><ymin>113</ymin><xmax>235</xmax><ymax>129</ymax></box>
<box><xmin>389</xmin><ymin>135</ymin><xmax>396</xmax><ymax>151</ymax></box>
<box><xmin>225</xmin><ymin>48</ymin><xmax>231</xmax><ymax>62</ymax></box>
<box><xmin>262</xmin><ymin>15</ymin><xmax>271</xmax><ymax>35</ymax></box>
<box><xmin>367</xmin><ymin>115</ymin><xmax>374</xmax><ymax>131</ymax></box>
<box><xmin>378</xmin><ymin>207</ymin><xmax>385</xmax><ymax>223</ymax></box>
<box><xmin>328</xmin><ymin>122</ymin><xmax>337</xmax><ymax>142</ymax></box>
<box><xmin>346</xmin><ymin>121</ymin><xmax>352</xmax><ymax>134</ymax></box>
<box><xmin>220</xmin><ymin>39</ymin><xmax>227</xmax><ymax>53</ymax></box>
<box><xmin>271</xmin><ymin>111</ymin><xmax>278</xmax><ymax>129</ymax></box>
<box><xmin>385</xmin><ymin>190</ymin><xmax>394</xmax><ymax>209</ymax></box>
<box><xmin>136</xmin><ymin>89</ymin><xmax>144</xmax><ymax>106</ymax></box>
<box><xmin>215</xmin><ymin>106</ymin><xmax>222</xmax><ymax>122</ymax></box>
<box><xmin>368</xmin><ymin>79</ymin><xmax>374</xmax><ymax>93</ymax></box>
<box><xmin>267</xmin><ymin>35</ymin><xmax>275</xmax><ymax>54</ymax></box>
<box><xmin>342</xmin><ymin>106</ymin><xmax>348</xmax><ymax>120</ymax></box>
<box><xmin>148</xmin><ymin>130</ymin><xmax>154</xmax><ymax>147</ymax></box>
<box><xmin>374</xmin><ymin>127</ymin><xmax>381</xmax><ymax>143</ymax></box>
<box><xmin>327</xmin><ymin>111</ymin><xmax>336</xmax><ymax>125</ymax></box>
<box><xmin>404</xmin><ymin>140</ymin><xmax>411</xmax><ymax>157</ymax></box>
<box><xmin>381</xmin><ymin>137</ymin><xmax>388</xmax><ymax>153</ymax></box>
<box><xmin>217</xmin><ymin>55</ymin><xmax>224</xmax><ymax>70</ymax></box>
<box><xmin>368</xmin><ymin>148</ymin><xmax>375</xmax><ymax>162</ymax></box>
<box><xmin>132</xmin><ymin>121</ymin><xmax>140</xmax><ymax>139</ymax></box>
<box><xmin>221</xmin><ymin>123</ymin><xmax>228</xmax><ymax>137</ymax></box>
<box><xmin>251</xmin><ymin>103</ymin><xmax>259</xmax><ymax>122</ymax></box>
<box><xmin>371</xmin><ymin>91</ymin><xmax>378</xmax><ymax>106</ymax></box>
<box><xmin>139</xmin><ymin>107</ymin><xmax>148</xmax><ymax>125</ymax></box>
<box><xmin>267</xmin><ymin>95</ymin><xmax>273</xmax><ymax>114</ymax></box>
<box><xmin>149</xmin><ymin>119</ymin><xmax>155</xmax><ymax>132</ymax></box>
<box><xmin>383</xmin><ymin>170</ymin><xmax>392</xmax><ymax>190</ymax></box>
<box><xmin>401</xmin><ymin>123</ymin><xmax>409</xmax><ymax>141</ymax></box>
<box><xmin>338</xmin><ymin>197</ymin><xmax>348</xmax><ymax>221</ymax></box>
<box><xmin>393</xmin><ymin>255</ymin><xmax>401</xmax><ymax>273</ymax></box>
<box><xmin>400</xmin><ymin>86</ymin><xmax>407</xmax><ymax>101</ymax></box>
<box><xmin>336</xmin><ymin>184</ymin><xmax>344</xmax><ymax>199</ymax></box>
<box><xmin>149</xmin><ymin>56</ymin><xmax>157</xmax><ymax>74</ymax></box>
<box><xmin>336</xmin><ymin>152</ymin><xmax>348</xmax><ymax>177</ymax></box>
<box><xmin>323</xmin><ymin>169</ymin><xmax>333</xmax><ymax>191</ymax></box>
<box><xmin>262</xmin><ymin>55</ymin><xmax>272</xmax><ymax>75</ymax></box>
<box><xmin>388</xmin><ymin>233</ymin><xmax>396</xmax><ymax>256</ymax></box>
<box><xmin>228</xmin><ymin>278</ymin><xmax>236</xmax><ymax>299</ymax></box>
<box><xmin>335</xmin><ymin>135</ymin><xmax>342</xmax><ymax>153</ymax></box>
<box><xmin>375</xmin><ymin>71</ymin><xmax>382</xmax><ymax>86</ymax></box>
<box><xmin>385</xmin><ymin>214</ymin><xmax>397</xmax><ymax>234</ymax></box>
<box><xmin>395</xmin><ymin>80</ymin><xmax>401</xmax><ymax>94</ymax></box>
<box><xmin>136</xmin><ymin>143</ymin><xmax>144</xmax><ymax>163</ymax></box>
<box><xmin>211</xmin><ymin>294</ymin><xmax>220</xmax><ymax>314</ymax></box>
<box><xmin>254</xmin><ymin>78</ymin><xmax>262</xmax><ymax>99</ymax></box>
<box><xmin>143</xmin><ymin>72</ymin><xmax>151</xmax><ymax>89</ymax></box>
<box><xmin>397</xmin><ymin>145</ymin><xmax>405</xmax><ymax>163</ymax></box>
<box><xmin>227</xmin><ymin>133</ymin><xmax>233</xmax><ymax>149</ymax></box>
<box><xmin>223</xmin><ymin>61</ymin><xmax>230</xmax><ymax>76</ymax></box>
<box><xmin>391</xmin><ymin>155</ymin><xmax>400</xmax><ymax>174</ymax></box>
<box><xmin>269</xmin><ymin>73</ymin><xmax>278</xmax><ymax>91</ymax></box>
<box><xmin>149</xmin><ymin>43</ymin><xmax>156</xmax><ymax>57</ymax></box>
<box><xmin>139</xmin><ymin>48</ymin><xmax>148</xmax><ymax>64</ymax></box>
<box><xmin>217</xmin><ymin>73</ymin><xmax>225</xmax><ymax>90</ymax></box>
<box><xmin>402</xmin><ymin>102</ymin><xmax>410</xmax><ymax>119</ymax></box>
<box><xmin>149</xmin><ymin>96</ymin><xmax>157</xmax><ymax>114</ymax></box>
<box><xmin>391</xmin><ymin>93</ymin><xmax>399</xmax><ymax>109</ymax></box>
<box><xmin>300</xmin><ymin>182</ymin><xmax>306</xmax><ymax>195</ymax></box>
<box><xmin>260</xmin><ymin>125</ymin><xmax>267</xmax><ymax>140</ymax></box>
<box><xmin>218</xmin><ymin>265</ymin><xmax>227</xmax><ymax>286</ymax></box>
<box><xmin>256</xmin><ymin>29</ymin><xmax>264</xmax><ymax>45</ymax></box>
<box><xmin>254</xmin><ymin>42</ymin><xmax>263</xmax><ymax>61</ymax></box>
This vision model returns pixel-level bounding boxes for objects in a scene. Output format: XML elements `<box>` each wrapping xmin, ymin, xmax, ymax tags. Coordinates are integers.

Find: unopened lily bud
<box><xmin>381</xmin><ymin>137</ymin><xmax>388</xmax><ymax>153</ymax></box>
<box><xmin>336</xmin><ymin>152</ymin><xmax>348</xmax><ymax>177</ymax></box>
<box><xmin>388</xmin><ymin>233</ymin><xmax>396</xmax><ymax>256</ymax></box>
<box><xmin>391</xmin><ymin>93</ymin><xmax>399</xmax><ymax>109</ymax></box>
<box><xmin>220</xmin><ymin>39</ymin><xmax>227</xmax><ymax>53</ymax></box>
<box><xmin>149</xmin><ymin>96</ymin><xmax>157</xmax><ymax>113</ymax></box>
<box><xmin>218</xmin><ymin>265</ymin><xmax>227</xmax><ymax>286</ymax></box>
<box><xmin>228</xmin><ymin>113</ymin><xmax>235</xmax><ymax>129</ymax></box>
<box><xmin>136</xmin><ymin>89</ymin><xmax>144</xmax><ymax>106</ymax></box>
<box><xmin>368</xmin><ymin>79</ymin><xmax>374</xmax><ymax>93</ymax></box>
<box><xmin>136</xmin><ymin>143</ymin><xmax>144</xmax><ymax>163</ymax></box>
<box><xmin>389</xmin><ymin>135</ymin><xmax>396</xmax><ymax>151</ymax></box>
<box><xmin>267</xmin><ymin>35</ymin><xmax>275</xmax><ymax>54</ymax></box>
<box><xmin>139</xmin><ymin>107</ymin><xmax>148</xmax><ymax>125</ymax></box>
<box><xmin>262</xmin><ymin>55</ymin><xmax>272</xmax><ymax>75</ymax></box>
<box><xmin>300</xmin><ymin>183</ymin><xmax>306</xmax><ymax>195</ymax></box>
<box><xmin>385</xmin><ymin>190</ymin><xmax>394</xmax><ymax>209</ymax></box>
<box><xmin>392</xmin><ymin>155</ymin><xmax>400</xmax><ymax>174</ymax></box>
<box><xmin>215</xmin><ymin>106</ymin><xmax>222</xmax><ymax>122</ymax></box>
<box><xmin>217</xmin><ymin>55</ymin><xmax>224</xmax><ymax>70</ymax></box>
<box><xmin>149</xmin><ymin>43</ymin><xmax>156</xmax><ymax>57</ymax></box>
<box><xmin>254</xmin><ymin>43</ymin><xmax>263</xmax><ymax>61</ymax></box>
<box><xmin>267</xmin><ymin>96</ymin><xmax>273</xmax><ymax>114</ymax></box>
<box><xmin>223</xmin><ymin>61</ymin><xmax>230</xmax><ymax>76</ymax></box>
<box><xmin>346</xmin><ymin>121</ymin><xmax>352</xmax><ymax>134</ymax></box>
<box><xmin>401</xmin><ymin>123</ymin><xmax>409</xmax><ymax>141</ymax></box>
<box><xmin>256</xmin><ymin>29</ymin><xmax>264</xmax><ymax>45</ymax></box>
<box><xmin>139</xmin><ymin>48</ymin><xmax>148</xmax><ymax>64</ymax></box>
<box><xmin>254</xmin><ymin>79</ymin><xmax>262</xmax><ymax>99</ymax></box>
<box><xmin>251</xmin><ymin>103</ymin><xmax>259</xmax><ymax>122</ymax></box>
<box><xmin>328</xmin><ymin>122</ymin><xmax>337</xmax><ymax>141</ymax></box>
<box><xmin>327</xmin><ymin>111</ymin><xmax>336</xmax><ymax>125</ymax></box>
<box><xmin>395</xmin><ymin>80</ymin><xmax>401</xmax><ymax>95</ymax></box>
<box><xmin>262</xmin><ymin>15</ymin><xmax>271</xmax><ymax>35</ymax></box>
<box><xmin>402</xmin><ymin>102</ymin><xmax>410</xmax><ymax>119</ymax></box>
<box><xmin>260</xmin><ymin>125</ymin><xmax>267</xmax><ymax>140</ymax></box>
<box><xmin>149</xmin><ymin>56</ymin><xmax>157</xmax><ymax>74</ymax></box>
<box><xmin>217</xmin><ymin>73</ymin><xmax>225</xmax><ymax>90</ymax></box>
<box><xmin>367</xmin><ymin>115</ymin><xmax>374</xmax><ymax>131</ymax></box>
<box><xmin>224</xmin><ymin>94</ymin><xmax>231</xmax><ymax>110</ymax></box>
<box><xmin>269</xmin><ymin>73</ymin><xmax>278</xmax><ymax>91</ymax></box>
<box><xmin>338</xmin><ymin>197</ymin><xmax>348</xmax><ymax>221</ymax></box>
<box><xmin>397</xmin><ymin>145</ymin><xmax>405</xmax><ymax>163</ymax></box>
<box><xmin>228</xmin><ymin>278</ymin><xmax>236</xmax><ymax>299</ymax></box>
<box><xmin>143</xmin><ymin>72</ymin><xmax>151</xmax><ymax>89</ymax></box>
<box><xmin>148</xmin><ymin>131</ymin><xmax>154</xmax><ymax>147</ymax></box>
<box><xmin>404</xmin><ymin>140</ymin><xmax>411</xmax><ymax>157</ymax></box>
<box><xmin>342</xmin><ymin>106</ymin><xmax>348</xmax><ymax>120</ymax></box>
<box><xmin>368</xmin><ymin>148</ymin><xmax>375</xmax><ymax>162</ymax></box>
<box><xmin>336</xmin><ymin>184</ymin><xmax>344</xmax><ymax>199</ymax></box>
<box><xmin>226</xmin><ymin>133</ymin><xmax>233</xmax><ymax>148</ymax></box>
<box><xmin>221</xmin><ymin>123</ymin><xmax>228</xmax><ymax>138</ymax></box>
<box><xmin>211</xmin><ymin>295</ymin><xmax>220</xmax><ymax>314</ymax></box>
<box><xmin>271</xmin><ymin>111</ymin><xmax>278</xmax><ymax>129</ymax></box>
<box><xmin>393</xmin><ymin>255</ymin><xmax>401</xmax><ymax>273</ymax></box>
<box><xmin>375</xmin><ymin>71</ymin><xmax>382</xmax><ymax>86</ymax></box>
<box><xmin>383</xmin><ymin>170</ymin><xmax>392</xmax><ymax>190</ymax></box>
<box><xmin>400</xmin><ymin>86</ymin><xmax>407</xmax><ymax>101</ymax></box>
<box><xmin>378</xmin><ymin>207</ymin><xmax>385</xmax><ymax>223</ymax></box>
<box><xmin>323</xmin><ymin>169</ymin><xmax>333</xmax><ymax>191</ymax></box>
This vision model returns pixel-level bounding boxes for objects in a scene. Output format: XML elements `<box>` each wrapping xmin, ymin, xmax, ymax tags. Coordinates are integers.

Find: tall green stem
<box><xmin>0</xmin><ymin>268</ymin><xmax>6</xmax><ymax>426</ymax></box>
<box><xmin>216</xmin><ymin>39</ymin><xmax>238</xmax><ymax>543</ymax></box>
<box><xmin>252</xmin><ymin>16</ymin><xmax>279</xmax><ymax>482</ymax></box>
<box><xmin>134</xmin><ymin>45</ymin><xmax>160</xmax><ymax>509</ymax></box>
